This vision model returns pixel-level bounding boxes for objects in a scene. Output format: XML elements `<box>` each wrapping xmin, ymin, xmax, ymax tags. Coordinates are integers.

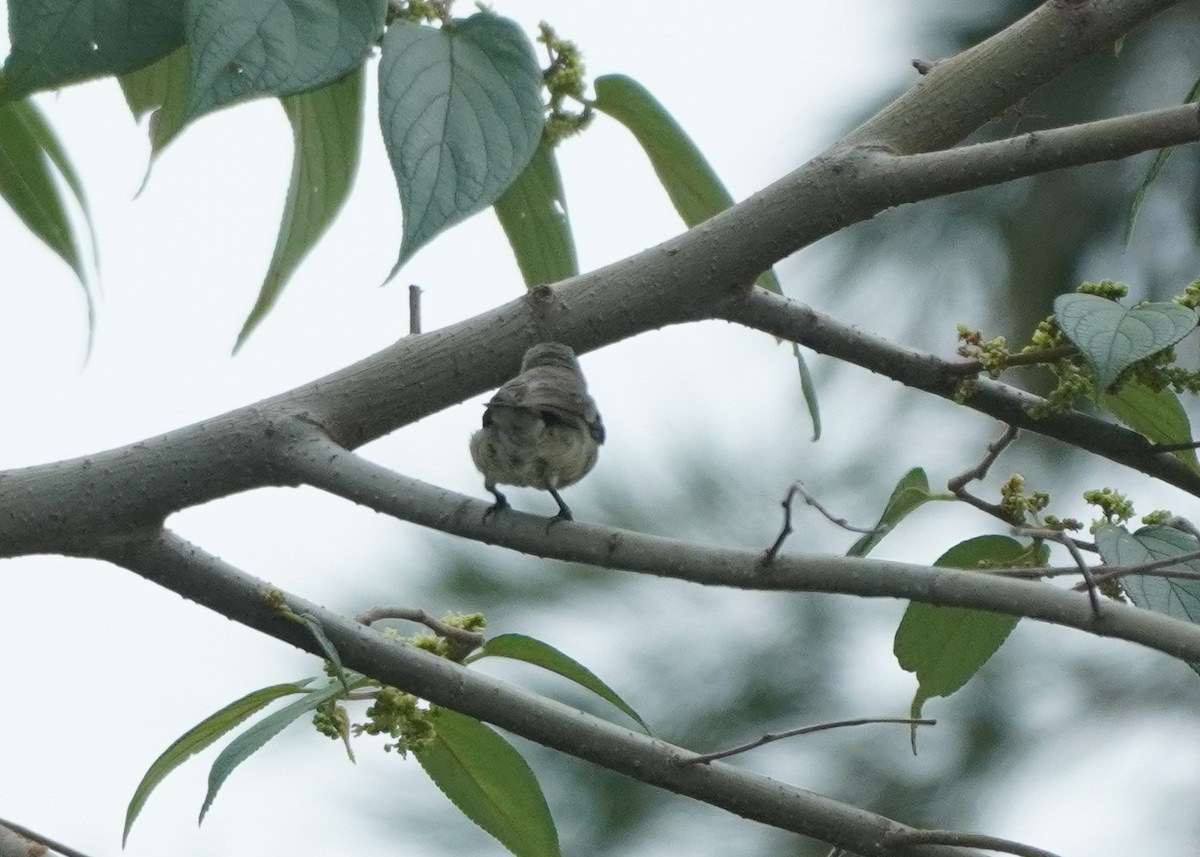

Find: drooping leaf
<box><xmin>377</xmin><ymin>13</ymin><xmax>544</xmax><ymax>275</ymax></box>
<box><xmin>848</xmin><ymin>468</ymin><xmax>938</xmax><ymax>557</ymax></box>
<box><xmin>1095</xmin><ymin>523</ymin><xmax>1200</xmax><ymax>676</ymax></box>
<box><xmin>119</xmin><ymin>45</ymin><xmax>192</xmax><ymax>164</ymax></box>
<box><xmin>895</xmin><ymin>536</ymin><xmax>1045</xmax><ymax>746</ymax></box>
<box><xmin>235</xmin><ymin>68</ymin><xmax>364</xmax><ymax>351</ymax></box>
<box><xmin>1103</xmin><ymin>380</ymin><xmax>1200</xmax><ymax>474</ymax></box>
<box><xmin>466</xmin><ymin>634</ymin><xmax>649</xmax><ymax>733</ymax></box>
<box><xmin>123</xmin><ymin>680</ymin><xmax>315</xmax><ymax>844</ymax></box>
<box><xmin>1054</xmin><ymin>293</ymin><xmax>1196</xmax><ymax>392</ymax></box>
<box><xmin>794</xmin><ymin>343</ymin><xmax>821</xmax><ymax>441</ymax></box>
<box><xmin>592</xmin><ymin>73</ymin><xmax>781</xmax><ymax>296</ymax></box>
<box><xmin>0</xmin><ymin>98</ymin><xmax>94</xmax><ymax>315</ymax></box>
<box><xmin>415</xmin><ymin>708</ymin><xmax>560</xmax><ymax>857</ymax></box>
<box><xmin>184</xmin><ymin>0</ymin><xmax>385</xmax><ymax>120</ymax></box>
<box><xmin>493</xmin><ymin>136</ymin><xmax>578</xmax><ymax>287</ymax></box>
<box><xmin>1</xmin><ymin>0</ymin><xmax>184</xmax><ymax>98</ymax></box>
<box><xmin>1126</xmin><ymin>75</ymin><xmax>1200</xmax><ymax>243</ymax></box>
<box><xmin>200</xmin><ymin>676</ymin><xmax>361</xmax><ymax>822</ymax></box>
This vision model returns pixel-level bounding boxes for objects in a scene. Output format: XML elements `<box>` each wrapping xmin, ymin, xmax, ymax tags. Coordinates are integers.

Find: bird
<box><xmin>470</xmin><ymin>342</ymin><xmax>604</xmax><ymax>522</ymax></box>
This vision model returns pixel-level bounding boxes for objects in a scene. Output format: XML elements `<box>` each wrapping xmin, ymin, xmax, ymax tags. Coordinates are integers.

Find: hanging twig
<box><xmin>763</xmin><ymin>481</ymin><xmax>882</xmax><ymax>564</ymax></box>
<box><xmin>408</xmin><ymin>284</ymin><xmax>422</xmax><ymax>335</ymax></box>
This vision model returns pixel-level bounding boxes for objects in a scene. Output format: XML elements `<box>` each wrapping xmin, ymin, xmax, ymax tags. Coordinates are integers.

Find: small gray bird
<box><xmin>470</xmin><ymin>343</ymin><xmax>604</xmax><ymax>522</ymax></box>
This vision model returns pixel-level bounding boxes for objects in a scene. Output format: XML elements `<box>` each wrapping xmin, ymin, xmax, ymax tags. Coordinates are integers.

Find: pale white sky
<box><xmin>4</xmin><ymin>4</ymin><xmax>1198</xmax><ymax>857</ymax></box>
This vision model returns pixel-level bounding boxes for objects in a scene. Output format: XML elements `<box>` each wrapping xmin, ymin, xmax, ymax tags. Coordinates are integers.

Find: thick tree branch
<box><xmin>282</xmin><ymin>430</ymin><xmax>1200</xmax><ymax>664</ymax></box>
<box><xmin>100</xmin><ymin>528</ymin><xmax>1015</xmax><ymax>857</ymax></box>
<box><xmin>719</xmin><ymin>288</ymin><xmax>1200</xmax><ymax>496</ymax></box>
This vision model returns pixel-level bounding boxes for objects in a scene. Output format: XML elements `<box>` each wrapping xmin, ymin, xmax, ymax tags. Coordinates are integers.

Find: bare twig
<box><xmin>0</xmin><ymin>818</ymin><xmax>94</xmax><ymax>857</ymax></box>
<box><xmin>763</xmin><ymin>482</ymin><xmax>880</xmax><ymax>563</ymax></box>
<box><xmin>355</xmin><ymin>606</ymin><xmax>484</xmax><ymax>660</ymax></box>
<box><xmin>889</xmin><ymin>828</ymin><xmax>1064</xmax><ymax>857</ymax></box>
<box><xmin>408</xmin><ymin>284</ymin><xmax>422</xmax><ymax>335</ymax></box>
<box><xmin>946</xmin><ymin>425</ymin><xmax>1021</xmax><ymax>523</ymax></box>
<box><xmin>681</xmin><ymin>718</ymin><xmax>936</xmax><ymax>766</ymax></box>
<box><xmin>1019</xmin><ymin>529</ymin><xmax>1103</xmax><ymax>616</ymax></box>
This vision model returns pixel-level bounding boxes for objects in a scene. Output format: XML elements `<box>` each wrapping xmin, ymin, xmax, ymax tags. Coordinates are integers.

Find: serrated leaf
<box><xmin>1103</xmin><ymin>380</ymin><xmax>1200</xmax><ymax>474</ymax></box>
<box><xmin>415</xmin><ymin>709</ymin><xmax>559</xmax><ymax>857</ymax></box>
<box><xmin>1054</xmin><ymin>293</ymin><xmax>1196</xmax><ymax>392</ymax></box>
<box><xmin>378</xmin><ymin>14</ymin><xmax>544</xmax><ymax>275</ymax></box>
<box><xmin>1095</xmin><ymin>524</ymin><xmax>1200</xmax><ymax>677</ymax></box>
<box><xmin>793</xmin><ymin>343</ymin><xmax>821</xmax><ymax>441</ymax></box>
<box><xmin>465</xmin><ymin>634</ymin><xmax>649</xmax><ymax>733</ymax></box>
<box><xmin>593</xmin><ymin>73</ymin><xmax>780</xmax><ymax>296</ymax></box>
<box><xmin>0</xmin><ymin>98</ymin><xmax>95</xmax><ymax>319</ymax></box>
<box><xmin>200</xmin><ymin>676</ymin><xmax>361</xmax><ymax>823</ymax></box>
<box><xmin>1</xmin><ymin>0</ymin><xmax>184</xmax><ymax>98</ymax></box>
<box><xmin>848</xmin><ymin>468</ymin><xmax>936</xmax><ymax>557</ymax></box>
<box><xmin>895</xmin><ymin>536</ymin><xmax>1044</xmax><ymax>745</ymax></box>
<box><xmin>123</xmin><ymin>680</ymin><xmax>314</xmax><ymax>844</ymax></box>
<box><xmin>493</xmin><ymin>136</ymin><xmax>577</xmax><ymax>287</ymax></box>
<box><xmin>119</xmin><ymin>45</ymin><xmax>192</xmax><ymax>165</ymax></box>
<box><xmin>184</xmin><ymin>0</ymin><xmax>385</xmax><ymax>120</ymax></box>
<box><xmin>1126</xmin><ymin>75</ymin><xmax>1200</xmax><ymax>243</ymax></box>
<box><xmin>235</xmin><ymin>67</ymin><xmax>364</xmax><ymax>351</ymax></box>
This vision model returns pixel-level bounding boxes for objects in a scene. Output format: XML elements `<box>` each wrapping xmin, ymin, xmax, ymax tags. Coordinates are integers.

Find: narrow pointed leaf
<box><xmin>1103</xmin><ymin>380</ymin><xmax>1200</xmax><ymax>474</ymax></box>
<box><xmin>848</xmin><ymin>468</ymin><xmax>936</xmax><ymax>557</ymax></box>
<box><xmin>1126</xmin><ymin>75</ymin><xmax>1200</xmax><ymax>243</ymax></box>
<box><xmin>200</xmin><ymin>676</ymin><xmax>360</xmax><ymax>822</ymax></box>
<box><xmin>235</xmin><ymin>68</ymin><xmax>364</xmax><ymax>351</ymax></box>
<box><xmin>0</xmin><ymin>99</ymin><xmax>92</xmax><ymax>293</ymax></box>
<box><xmin>593</xmin><ymin>73</ymin><xmax>780</xmax><ymax>295</ymax></box>
<box><xmin>415</xmin><ymin>709</ymin><xmax>559</xmax><ymax>857</ymax></box>
<box><xmin>123</xmin><ymin>680</ymin><xmax>314</xmax><ymax>844</ymax></box>
<box><xmin>466</xmin><ymin>633</ymin><xmax>649</xmax><ymax>733</ymax></box>
<box><xmin>1054</xmin><ymin>293</ymin><xmax>1196</xmax><ymax>392</ymax></box>
<box><xmin>2</xmin><ymin>0</ymin><xmax>184</xmax><ymax>98</ymax></box>
<box><xmin>793</xmin><ymin>343</ymin><xmax>821</xmax><ymax>441</ymax></box>
<box><xmin>378</xmin><ymin>14</ymin><xmax>544</xmax><ymax>274</ymax></box>
<box><xmin>119</xmin><ymin>45</ymin><xmax>192</xmax><ymax>163</ymax></box>
<box><xmin>895</xmin><ymin>536</ymin><xmax>1044</xmax><ymax>742</ymax></box>
<box><xmin>493</xmin><ymin>136</ymin><xmax>577</xmax><ymax>287</ymax></box>
<box><xmin>184</xmin><ymin>0</ymin><xmax>385</xmax><ymax>120</ymax></box>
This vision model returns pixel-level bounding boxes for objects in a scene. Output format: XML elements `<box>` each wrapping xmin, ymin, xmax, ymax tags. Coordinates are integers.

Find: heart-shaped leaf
<box><xmin>1054</xmin><ymin>293</ymin><xmax>1196</xmax><ymax>392</ymax></box>
<box><xmin>378</xmin><ymin>14</ymin><xmax>544</xmax><ymax>275</ymax></box>
<box><xmin>184</xmin><ymin>0</ymin><xmax>385</xmax><ymax>120</ymax></box>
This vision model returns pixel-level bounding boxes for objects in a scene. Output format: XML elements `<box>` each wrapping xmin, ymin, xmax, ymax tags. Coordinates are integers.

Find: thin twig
<box><xmin>0</xmin><ymin>818</ymin><xmax>95</xmax><ymax>857</ymax></box>
<box><xmin>946</xmin><ymin>425</ymin><xmax>1021</xmax><ymax>524</ymax></box>
<box><xmin>1024</xmin><ymin>530</ymin><xmax>1103</xmax><ymax>616</ymax></box>
<box><xmin>889</xmin><ymin>828</ymin><xmax>1064</xmax><ymax>857</ymax></box>
<box><xmin>763</xmin><ymin>482</ymin><xmax>881</xmax><ymax>564</ymax></box>
<box><xmin>355</xmin><ymin>606</ymin><xmax>484</xmax><ymax>660</ymax></box>
<box><xmin>680</xmin><ymin>717</ymin><xmax>936</xmax><ymax>765</ymax></box>
<box><xmin>408</xmin><ymin>284</ymin><xmax>422</xmax><ymax>335</ymax></box>
<box><xmin>1151</xmin><ymin>440</ymin><xmax>1200</xmax><ymax>453</ymax></box>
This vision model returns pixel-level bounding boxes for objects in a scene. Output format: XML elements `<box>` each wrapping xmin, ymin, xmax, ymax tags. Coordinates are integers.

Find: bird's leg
<box><xmin>546</xmin><ymin>486</ymin><xmax>574</xmax><ymax>524</ymax></box>
<box><xmin>483</xmin><ymin>484</ymin><xmax>510</xmax><ymax>522</ymax></box>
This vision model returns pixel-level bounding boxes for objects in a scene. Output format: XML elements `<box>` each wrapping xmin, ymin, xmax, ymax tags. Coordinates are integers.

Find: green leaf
<box><xmin>235</xmin><ymin>68</ymin><xmax>364</xmax><ymax>351</ymax></box>
<box><xmin>1103</xmin><ymin>380</ymin><xmax>1200</xmax><ymax>474</ymax></box>
<box><xmin>119</xmin><ymin>45</ymin><xmax>192</xmax><ymax>164</ymax></box>
<box><xmin>1054</xmin><ymin>293</ymin><xmax>1196</xmax><ymax>392</ymax></box>
<box><xmin>592</xmin><ymin>73</ymin><xmax>780</xmax><ymax>296</ymax></box>
<box><xmin>466</xmin><ymin>634</ymin><xmax>650</xmax><ymax>733</ymax></box>
<box><xmin>493</xmin><ymin>136</ymin><xmax>578</xmax><ymax>287</ymax></box>
<box><xmin>184</xmin><ymin>0</ymin><xmax>385</xmax><ymax>120</ymax></box>
<box><xmin>895</xmin><ymin>536</ymin><xmax>1044</xmax><ymax>744</ymax></box>
<box><xmin>378</xmin><ymin>14</ymin><xmax>544</xmax><ymax>275</ymax></box>
<box><xmin>0</xmin><ymin>98</ymin><xmax>94</xmax><ymax>316</ymax></box>
<box><xmin>1126</xmin><ymin>75</ymin><xmax>1200</xmax><ymax>243</ymax></box>
<box><xmin>793</xmin><ymin>343</ymin><xmax>821</xmax><ymax>441</ymax></box>
<box><xmin>123</xmin><ymin>680</ymin><xmax>314</xmax><ymax>844</ymax></box>
<box><xmin>1</xmin><ymin>0</ymin><xmax>184</xmax><ymax>98</ymax></box>
<box><xmin>847</xmin><ymin>468</ymin><xmax>936</xmax><ymax>557</ymax></box>
<box><xmin>200</xmin><ymin>677</ymin><xmax>359</xmax><ymax>822</ymax></box>
<box><xmin>415</xmin><ymin>709</ymin><xmax>560</xmax><ymax>857</ymax></box>
<box><xmin>1095</xmin><ymin>523</ymin><xmax>1200</xmax><ymax>676</ymax></box>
